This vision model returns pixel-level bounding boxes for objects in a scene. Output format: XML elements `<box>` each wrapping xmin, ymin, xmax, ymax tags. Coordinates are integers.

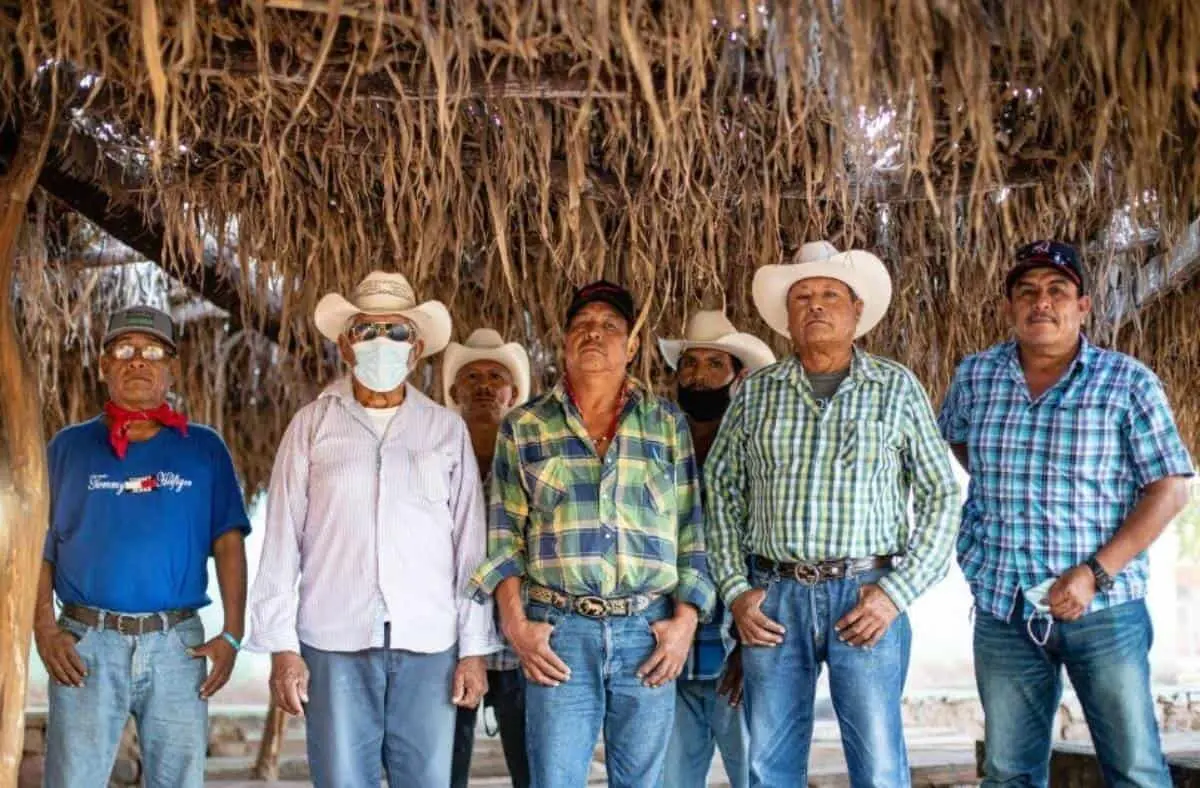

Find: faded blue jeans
<box><xmin>301</xmin><ymin>633</ymin><xmax>457</xmax><ymax>788</ymax></box>
<box><xmin>45</xmin><ymin>613</ymin><xmax>208</xmax><ymax>788</ymax></box>
<box><xmin>741</xmin><ymin>566</ymin><xmax>912</xmax><ymax>788</ymax></box>
<box><xmin>664</xmin><ymin>677</ymin><xmax>749</xmax><ymax>788</ymax></box>
<box><xmin>974</xmin><ymin>597</ymin><xmax>1171</xmax><ymax>788</ymax></box>
<box><xmin>524</xmin><ymin>596</ymin><xmax>676</xmax><ymax>788</ymax></box>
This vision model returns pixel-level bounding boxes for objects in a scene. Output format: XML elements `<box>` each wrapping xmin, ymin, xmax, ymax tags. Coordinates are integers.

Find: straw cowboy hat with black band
<box><xmin>657</xmin><ymin>310</ymin><xmax>777</xmax><ymax>373</ymax></box>
<box><xmin>752</xmin><ymin>240</ymin><xmax>893</xmax><ymax>339</ymax></box>
<box><xmin>442</xmin><ymin>328</ymin><xmax>532</xmax><ymax>410</ymax></box>
<box><xmin>314</xmin><ymin>271</ymin><xmax>452</xmax><ymax>357</ymax></box>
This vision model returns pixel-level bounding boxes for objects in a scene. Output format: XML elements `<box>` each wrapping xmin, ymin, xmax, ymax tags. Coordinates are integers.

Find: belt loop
<box><xmin>96</xmin><ymin>608</ymin><xmax>108</xmax><ymax>633</ymax></box>
<box><xmin>158</xmin><ymin>612</ymin><xmax>168</xmax><ymax>633</ymax></box>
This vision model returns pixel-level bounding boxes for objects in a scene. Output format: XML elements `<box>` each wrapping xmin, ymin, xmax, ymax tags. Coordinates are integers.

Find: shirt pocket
<box><xmin>523</xmin><ymin>457</ymin><xmax>567</xmax><ymax>515</ymax></box>
<box><xmin>395</xmin><ymin>447</ymin><xmax>452</xmax><ymax>504</ymax></box>
<box><xmin>838</xmin><ymin>422</ymin><xmax>900</xmax><ymax>468</ymax></box>
<box><xmin>620</xmin><ymin>457</ymin><xmax>675</xmax><ymax>516</ymax></box>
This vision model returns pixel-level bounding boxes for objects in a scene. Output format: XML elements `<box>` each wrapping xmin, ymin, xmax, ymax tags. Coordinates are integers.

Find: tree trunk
<box><xmin>0</xmin><ymin>110</ymin><xmax>56</xmax><ymax>785</ymax></box>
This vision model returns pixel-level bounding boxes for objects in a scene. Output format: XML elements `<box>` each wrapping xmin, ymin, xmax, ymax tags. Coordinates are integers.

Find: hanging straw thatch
<box><xmin>1</xmin><ymin>0</ymin><xmax>1198</xmax><ymax>491</ymax></box>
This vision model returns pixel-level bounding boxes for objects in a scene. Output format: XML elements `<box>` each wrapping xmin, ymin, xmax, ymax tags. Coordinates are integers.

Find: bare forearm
<box><xmin>213</xmin><ymin>531</ymin><xmax>248</xmax><ymax>640</ymax></box>
<box><xmin>495</xmin><ymin>576</ymin><xmax>526</xmax><ymax>637</ymax></box>
<box><xmin>35</xmin><ymin>560</ymin><xmax>57</xmax><ymax>632</ymax></box>
<box><xmin>1096</xmin><ymin>476</ymin><xmax>1190</xmax><ymax>574</ymax></box>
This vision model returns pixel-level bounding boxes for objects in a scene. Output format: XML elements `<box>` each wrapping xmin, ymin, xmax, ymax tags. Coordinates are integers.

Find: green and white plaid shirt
<box><xmin>704</xmin><ymin>351</ymin><xmax>960</xmax><ymax>611</ymax></box>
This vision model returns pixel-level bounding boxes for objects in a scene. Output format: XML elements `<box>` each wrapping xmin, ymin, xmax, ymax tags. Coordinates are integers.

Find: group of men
<box><xmin>35</xmin><ymin>237</ymin><xmax>1193</xmax><ymax>788</ymax></box>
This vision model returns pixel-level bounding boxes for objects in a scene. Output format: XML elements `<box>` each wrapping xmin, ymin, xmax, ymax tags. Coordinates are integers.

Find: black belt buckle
<box><xmin>792</xmin><ymin>563</ymin><xmax>822</xmax><ymax>585</ymax></box>
<box><xmin>575</xmin><ymin>596</ymin><xmax>609</xmax><ymax>618</ymax></box>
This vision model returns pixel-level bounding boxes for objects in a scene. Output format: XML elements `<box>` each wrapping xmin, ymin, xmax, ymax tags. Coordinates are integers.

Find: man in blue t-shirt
<box><xmin>33</xmin><ymin>306</ymin><xmax>250</xmax><ymax>788</ymax></box>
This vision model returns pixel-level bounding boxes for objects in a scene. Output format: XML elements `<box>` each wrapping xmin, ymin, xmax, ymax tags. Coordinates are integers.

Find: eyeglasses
<box><xmin>107</xmin><ymin>343</ymin><xmax>172</xmax><ymax>362</ymax></box>
<box><xmin>346</xmin><ymin>321</ymin><xmax>416</xmax><ymax>343</ymax></box>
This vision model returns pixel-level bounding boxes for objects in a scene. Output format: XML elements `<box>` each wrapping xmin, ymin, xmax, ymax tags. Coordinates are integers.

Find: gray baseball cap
<box><xmin>102</xmin><ymin>306</ymin><xmax>178</xmax><ymax>352</ymax></box>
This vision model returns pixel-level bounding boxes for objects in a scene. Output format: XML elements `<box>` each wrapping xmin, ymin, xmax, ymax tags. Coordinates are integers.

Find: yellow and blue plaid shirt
<box><xmin>704</xmin><ymin>351</ymin><xmax>961</xmax><ymax>611</ymax></box>
<box><xmin>939</xmin><ymin>338</ymin><xmax>1194</xmax><ymax>622</ymax></box>
<box><xmin>469</xmin><ymin>380</ymin><xmax>716</xmax><ymax>618</ymax></box>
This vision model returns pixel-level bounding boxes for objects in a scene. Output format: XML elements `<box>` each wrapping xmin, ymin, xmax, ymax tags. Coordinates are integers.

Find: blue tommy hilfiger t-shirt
<box><xmin>44</xmin><ymin>416</ymin><xmax>251</xmax><ymax>614</ymax></box>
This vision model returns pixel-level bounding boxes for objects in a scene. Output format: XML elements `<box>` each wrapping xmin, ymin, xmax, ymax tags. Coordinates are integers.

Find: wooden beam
<box><xmin>0</xmin><ymin>113</ymin><xmax>56</xmax><ymax>788</ymax></box>
<box><xmin>1101</xmin><ymin>216</ymin><xmax>1200</xmax><ymax>333</ymax></box>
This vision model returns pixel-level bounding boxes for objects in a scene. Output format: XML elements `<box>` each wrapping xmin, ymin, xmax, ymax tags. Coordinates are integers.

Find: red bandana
<box><xmin>103</xmin><ymin>401</ymin><xmax>189</xmax><ymax>460</ymax></box>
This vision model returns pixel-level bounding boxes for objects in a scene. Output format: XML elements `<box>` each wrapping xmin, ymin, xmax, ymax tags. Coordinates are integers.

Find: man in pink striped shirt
<box><xmin>246</xmin><ymin>273</ymin><xmax>499</xmax><ymax>788</ymax></box>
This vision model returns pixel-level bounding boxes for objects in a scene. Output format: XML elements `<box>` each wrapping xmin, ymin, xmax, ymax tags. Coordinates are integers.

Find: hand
<box><xmin>730</xmin><ymin>588</ymin><xmax>786</xmax><ymax>647</ymax></box>
<box><xmin>716</xmin><ymin>646</ymin><xmax>744</xmax><ymax>707</ymax></box>
<box><xmin>505</xmin><ymin>617</ymin><xmax>571</xmax><ymax>687</ymax></box>
<box><xmin>35</xmin><ymin>624</ymin><xmax>87</xmax><ymax>687</ymax></box>
<box><xmin>270</xmin><ymin>651</ymin><xmax>310</xmax><ymax>716</ymax></box>
<box><xmin>452</xmin><ymin>656</ymin><xmax>488</xmax><ymax>708</ymax></box>
<box><xmin>835</xmin><ymin>584</ymin><xmax>899</xmax><ymax>647</ymax></box>
<box><xmin>191</xmin><ymin>635</ymin><xmax>239</xmax><ymax>699</ymax></box>
<box><xmin>1048</xmin><ymin>565</ymin><xmax>1096</xmax><ymax>621</ymax></box>
<box><xmin>637</xmin><ymin>605</ymin><xmax>699</xmax><ymax>688</ymax></box>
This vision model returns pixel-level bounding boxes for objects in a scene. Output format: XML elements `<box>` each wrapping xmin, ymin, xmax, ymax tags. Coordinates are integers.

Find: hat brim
<box><xmin>102</xmin><ymin>326</ymin><xmax>177</xmax><ymax>352</ymax></box>
<box><xmin>314</xmin><ymin>294</ymin><xmax>452</xmax><ymax>358</ymax></box>
<box><xmin>751</xmin><ymin>251</ymin><xmax>892</xmax><ymax>339</ymax></box>
<box><xmin>442</xmin><ymin>342</ymin><xmax>532</xmax><ymax>410</ymax></box>
<box><xmin>658</xmin><ymin>334</ymin><xmax>776</xmax><ymax>372</ymax></box>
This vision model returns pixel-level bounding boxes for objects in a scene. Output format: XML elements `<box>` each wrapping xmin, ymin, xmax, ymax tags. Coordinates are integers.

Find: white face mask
<box><xmin>1024</xmin><ymin>577</ymin><xmax>1056</xmax><ymax>646</ymax></box>
<box><xmin>352</xmin><ymin>338</ymin><xmax>414</xmax><ymax>393</ymax></box>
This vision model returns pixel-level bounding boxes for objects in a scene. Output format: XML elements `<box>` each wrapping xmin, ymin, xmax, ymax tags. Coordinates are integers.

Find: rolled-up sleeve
<box><xmin>449</xmin><ymin>423</ymin><xmax>501</xmax><ymax>657</ymax></box>
<box><xmin>469</xmin><ymin>417</ymin><xmax>529</xmax><ymax>600</ymax></box>
<box><xmin>877</xmin><ymin>373</ymin><xmax>962</xmax><ymax>611</ymax></box>
<box><xmin>244</xmin><ymin>410</ymin><xmax>310</xmax><ymax>654</ymax></box>
<box><xmin>1124</xmin><ymin>370</ymin><xmax>1195</xmax><ymax>488</ymax></box>
<box><xmin>670</xmin><ymin>408</ymin><xmax>716</xmax><ymax>619</ymax></box>
<box><xmin>703</xmin><ymin>388</ymin><xmax>753</xmax><ymax>608</ymax></box>
<box><xmin>938</xmin><ymin>363</ymin><xmax>970</xmax><ymax>445</ymax></box>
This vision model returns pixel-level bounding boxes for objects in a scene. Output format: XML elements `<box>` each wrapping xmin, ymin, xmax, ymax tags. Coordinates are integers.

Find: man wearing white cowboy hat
<box><xmin>444</xmin><ymin>328</ymin><xmax>533</xmax><ymax>788</ymax></box>
<box><xmin>705</xmin><ymin>242</ymin><xmax>959</xmax><ymax>787</ymax></box>
<box><xmin>657</xmin><ymin>310</ymin><xmax>775</xmax><ymax>788</ymax></box>
<box><xmin>246</xmin><ymin>272</ymin><xmax>498</xmax><ymax>788</ymax></box>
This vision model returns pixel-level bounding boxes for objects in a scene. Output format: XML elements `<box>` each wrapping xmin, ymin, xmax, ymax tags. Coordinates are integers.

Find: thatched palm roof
<box><xmin>2</xmin><ymin>1</ymin><xmax>1198</xmax><ymax>490</ymax></box>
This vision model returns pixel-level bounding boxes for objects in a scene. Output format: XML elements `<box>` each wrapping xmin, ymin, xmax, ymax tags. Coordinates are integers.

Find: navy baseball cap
<box><xmin>565</xmin><ymin>281</ymin><xmax>637</xmax><ymax>328</ymax></box>
<box><xmin>1005</xmin><ymin>241</ymin><xmax>1088</xmax><ymax>297</ymax></box>
<box><xmin>102</xmin><ymin>306</ymin><xmax>178</xmax><ymax>352</ymax></box>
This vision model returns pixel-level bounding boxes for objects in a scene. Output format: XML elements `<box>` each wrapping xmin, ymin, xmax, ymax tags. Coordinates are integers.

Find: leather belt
<box><xmin>62</xmin><ymin>604</ymin><xmax>196</xmax><ymax>635</ymax></box>
<box><xmin>527</xmin><ymin>584</ymin><xmax>656</xmax><ymax>619</ymax></box>
<box><xmin>753</xmin><ymin>555</ymin><xmax>895</xmax><ymax>586</ymax></box>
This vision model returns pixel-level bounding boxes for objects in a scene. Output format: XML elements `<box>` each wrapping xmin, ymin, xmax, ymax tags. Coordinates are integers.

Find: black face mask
<box><xmin>677</xmin><ymin>382</ymin><xmax>732</xmax><ymax>423</ymax></box>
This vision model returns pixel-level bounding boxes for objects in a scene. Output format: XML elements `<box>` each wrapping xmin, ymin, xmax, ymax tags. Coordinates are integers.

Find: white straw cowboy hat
<box><xmin>752</xmin><ymin>240</ymin><xmax>893</xmax><ymax>339</ymax></box>
<box><xmin>314</xmin><ymin>271</ymin><xmax>452</xmax><ymax>357</ymax></box>
<box><xmin>442</xmin><ymin>328</ymin><xmax>532</xmax><ymax>410</ymax></box>
<box><xmin>657</xmin><ymin>310</ymin><xmax>776</xmax><ymax>372</ymax></box>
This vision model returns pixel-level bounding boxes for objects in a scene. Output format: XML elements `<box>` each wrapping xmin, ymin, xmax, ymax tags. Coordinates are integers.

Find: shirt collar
<box><xmin>318</xmin><ymin>376</ymin><xmax>427</xmax><ymax>410</ymax></box>
<box><xmin>779</xmin><ymin>346</ymin><xmax>883</xmax><ymax>388</ymax></box>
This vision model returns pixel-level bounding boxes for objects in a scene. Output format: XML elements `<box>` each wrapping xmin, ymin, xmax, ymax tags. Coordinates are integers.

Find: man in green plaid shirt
<box><xmin>470</xmin><ymin>281</ymin><xmax>716</xmax><ymax>788</ymax></box>
<box><xmin>704</xmin><ymin>241</ymin><xmax>960</xmax><ymax>787</ymax></box>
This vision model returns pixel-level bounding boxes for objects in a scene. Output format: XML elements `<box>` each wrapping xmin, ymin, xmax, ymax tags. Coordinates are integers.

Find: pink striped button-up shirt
<box><xmin>246</xmin><ymin>378</ymin><xmax>498</xmax><ymax>657</ymax></box>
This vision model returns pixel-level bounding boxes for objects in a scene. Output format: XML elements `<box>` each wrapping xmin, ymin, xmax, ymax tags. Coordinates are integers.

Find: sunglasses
<box><xmin>107</xmin><ymin>343</ymin><xmax>172</xmax><ymax>362</ymax></box>
<box><xmin>346</xmin><ymin>321</ymin><xmax>417</xmax><ymax>343</ymax></box>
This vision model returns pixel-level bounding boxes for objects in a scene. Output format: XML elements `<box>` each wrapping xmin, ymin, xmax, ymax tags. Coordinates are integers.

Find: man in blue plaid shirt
<box><xmin>940</xmin><ymin>240</ymin><xmax>1194</xmax><ymax>788</ymax></box>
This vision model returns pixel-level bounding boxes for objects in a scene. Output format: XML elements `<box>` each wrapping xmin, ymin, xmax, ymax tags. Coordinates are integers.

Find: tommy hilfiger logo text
<box><xmin>88</xmin><ymin>472</ymin><xmax>194</xmax><ymax>495</ymax></box>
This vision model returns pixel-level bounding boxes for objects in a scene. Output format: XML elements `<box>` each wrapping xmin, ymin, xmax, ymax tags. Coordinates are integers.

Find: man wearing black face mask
<box><xmin>658</xmin><ymin>311</ymin><xmax>776</xmax><ymax>788</ymax></box>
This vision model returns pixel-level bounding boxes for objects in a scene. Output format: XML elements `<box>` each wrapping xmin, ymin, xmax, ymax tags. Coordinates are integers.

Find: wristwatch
<box><xmin>1086</xmin><ymin>556</ymin><xmax>1116</xmax><ymax>593</ymax></box>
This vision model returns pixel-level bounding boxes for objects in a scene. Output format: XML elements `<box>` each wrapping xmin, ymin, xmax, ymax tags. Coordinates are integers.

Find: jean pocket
<box><xmin>169</xmin><ymin>618</ymin><xmax>206</xmax><ymax>653</ymax></box>
<box><xmin>57</xmin><ymin>616</ymin><xmax>93</xmax><ymax>648</ymax></box>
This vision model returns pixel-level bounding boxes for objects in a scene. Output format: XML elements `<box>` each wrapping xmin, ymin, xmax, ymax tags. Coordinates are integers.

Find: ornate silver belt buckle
<box><xmin>793</xmin><ymin>563</ymin><xmax>821</xmax><ymax>585</ymax></box>
<box><xmin>576</xmin><ymin>596</ymin><xmax>608</xmax><ymax>618</ymax></box>
<box><xmin>115</xmin><ymin>615</ymin><xmax>142</xmax><ymax>635</ymax></box>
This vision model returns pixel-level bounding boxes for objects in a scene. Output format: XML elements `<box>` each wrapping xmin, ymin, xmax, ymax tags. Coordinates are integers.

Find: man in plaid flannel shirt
<box><xmin>470</xmin><ymin>281</ymin><xmax>716</xmax><ymax>788</ymax></box>
<box><xmin>939</xmin><ymin>241</ymin><xmax>1194</xmax><ymax>788</ymax></box>
<box><xmin>445</xmin><ymin>328</ymin><xmax>534</xmax><ymax>788</ymax></box>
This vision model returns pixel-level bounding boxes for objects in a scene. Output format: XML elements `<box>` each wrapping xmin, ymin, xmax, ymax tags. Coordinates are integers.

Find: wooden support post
<box><xmin>0</xmin><ymin>111</ymin><xmax>57</xmax><ymax>786</ymax></box>
<box><xmin>252</xmin><ymin>699</ymin><xmax>288</xmax><ymax>780</ymax></box>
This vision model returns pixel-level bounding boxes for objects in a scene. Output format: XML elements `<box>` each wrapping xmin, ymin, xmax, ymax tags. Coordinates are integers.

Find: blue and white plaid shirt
<box><xmin>939</xmin><ymin>338</ymin><xmax>1194</xmax><ymax>622</ymax></box>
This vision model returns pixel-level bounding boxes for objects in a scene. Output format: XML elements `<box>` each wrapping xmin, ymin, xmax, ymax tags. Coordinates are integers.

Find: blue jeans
<box><xmin>974</xmin><ymin>597</ymin><xmax>1170</xmax><ymax>788</ymax></box>
<box><xmin>45</xmin><ymin>614</ymin><xmax>208</xmax><ymax>788</ymax></box>
<box><xmin>301</xmin><ymin>635</ymin><xmax>457</xmax><ymax>788</ymax></box>
<box><xmin>451</xmin><ymin>668</ymin><xmax>530</xmax><ymax>788</ymax></box>
<box><xmin>524</xmin><ymin>597</ymin><xmax>675</xmax><ymax>788</ymax></box>
<box><xmin>664</xmin><ymin>677</ymin><xmax>749</xmax><ymax>788</ymax></box>
<box><xmin>741</xmin><ymin>567</ymin><xmax>912</xmax><ymax>788</ymax></box>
